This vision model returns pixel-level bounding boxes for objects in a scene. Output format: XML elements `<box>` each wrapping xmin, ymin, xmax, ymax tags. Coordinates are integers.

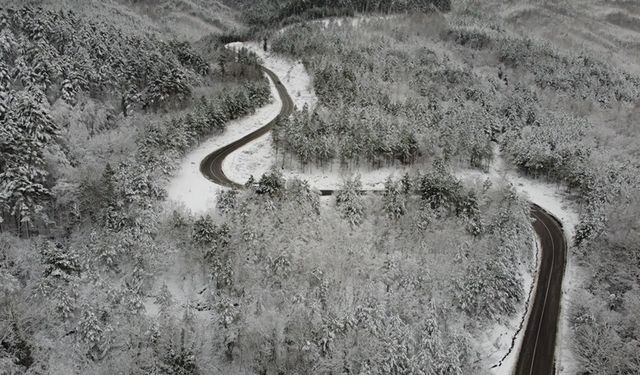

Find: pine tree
<box><xmin>256</xmin><ymin>170</ymin><xmax>285</xmax><ymax>197</ymax></box>
<box><xmin>383</xmin><ymin>177</ymin><xmax>406</xmax><ymax>220</ymax></box>
<box><xmin>0</xmin><ymin>88</ymin><xmax>58</xmax><ymax>234</ymax></box>
<box><xmin>192</xmin><ymin>215</ymin><xmax>217</xmax><ymax>246</ymax></box>
<box><xmin>400</xmin><ymin>173</ymin><xmax>413</xmax><ymax>194</ymax></box>
<box><xmin>217</xmin><ymin>189</ymin><xmax>239</xmax><ymax>215</ymax></box>
<box><xmin>39</xmin><ymin>241</ymin><xmax>81</xmax><ymax>281</ymax></box>
<box><xmin>336</xmin><ymin>177</ymin><xmax>365</xmax><ymax>226</ymax></box>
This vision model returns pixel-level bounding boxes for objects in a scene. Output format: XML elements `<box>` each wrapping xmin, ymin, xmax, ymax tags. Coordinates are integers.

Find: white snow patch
<box><xmin>280</xmin><ymin>162</ymin><xmax>416</xmax><ymax>191</ymax></box>
<box><xmin>223</xmin><ymin>133</ymin><xmax>276</xmax><ymax>183</ymax></box>
<box><xmin>143</xmin><ymin>250</ymin><xmax>211</xmax><ymax>321</ymax></box>
<box><xmin>278</xmin><ymin>14</ymin><xmax>396</xmax><ymax>34</ymax></box>
<box><xmin>511</xmin><ymin>179</ymin><xmax>579</xmax><ymax>242</ymax></box>
<box><xmin>316</xmin><ymin>15</ymin><xmax>397</xmax><ymax>29</ymax></box>
<box><xmin>165</xmin><ymin>77</ymin><xmax>281</xmax><ymax>215</ymax></box>
<box><xmin>556</xmin><ymin>254</ymin><xmax>586</xmax><ymax>375</ymax></box>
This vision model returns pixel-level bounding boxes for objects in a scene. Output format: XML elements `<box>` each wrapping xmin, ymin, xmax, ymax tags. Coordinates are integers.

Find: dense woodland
<box><xmin>0</xmin><ymin>6</ymin><xmax>269</xmax><ymax>234</ymax></box>
<box><xmin>232</xmin><ymin>0</ymin><xmax>451</xmax><ymax>30</ymax></box>
<box><xmin>197</xmin><ymin>169</ymin><xmax>533</xmax><ymax>374</ymax></box>
<box><xmin>269</xmin><ymin>6</ymin><xmax>640</xmax><ymax>373</ymax></box>
<box><xmin>271</xmin><ymin>19</ymin><xmax>496</xmax><ymax>168</ymax></box>
<box><xmin>0</xmin><ymin>4</ymin><xmax>271</xmax><ymax>373</ymax></box>
<box><xmin>1</xmin><ymin>0</ymin><xmax>640</xmax><ymax>374</ymax></box>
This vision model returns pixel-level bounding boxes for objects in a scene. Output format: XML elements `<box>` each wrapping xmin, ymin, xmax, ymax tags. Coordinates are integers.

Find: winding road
<box><xmin>199</xmin><ymin>64</ymin><xmax>567</xmax><ymax>375</ymax></box>
<box><xmin>200</xmin><ymin>67</ymin><xmax>295</xmax><ymax>187</ymax></box>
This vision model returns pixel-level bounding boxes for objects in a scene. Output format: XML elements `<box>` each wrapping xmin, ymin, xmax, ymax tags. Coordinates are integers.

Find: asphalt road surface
<box><xmin>198</xmin><ymin>65</ymin><xmax>567</xmax><ymax>374</ymax></box>
<box><xmin>516</xmin><ymin>204</ymin><xmax>567</xmax><ymax>375</ymax></box>
<box><xmin>199</xmin><ymin>66</ymin><xmax>295</xmax><ymax>188</ymax></box>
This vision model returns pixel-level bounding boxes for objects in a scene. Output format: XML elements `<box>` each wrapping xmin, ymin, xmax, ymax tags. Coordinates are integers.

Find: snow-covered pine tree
<box><xmin>336</xmin><ymin>176</ymin><xmax>365</xmax><ymax>226</ymax></box>
<box><xmin>383</xmin><ymin>177</ymin><xmax>406</xmax><ymax>219</ymax></box>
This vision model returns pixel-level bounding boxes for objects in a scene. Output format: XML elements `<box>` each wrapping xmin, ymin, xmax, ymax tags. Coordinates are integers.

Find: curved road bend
<box><xmin>199</xmin><ymin>66</ymin><xmax>295</xmax><ymax>188</ymax></box>
<box><xmin>198</xmin><ymin>65</ymin><xmax>568</xmax><ymax>375</ymax></box>
<box><xmin>515</xmin><ymin>204</ymin><xmax>567</xmax><ymax>375</ymax></box>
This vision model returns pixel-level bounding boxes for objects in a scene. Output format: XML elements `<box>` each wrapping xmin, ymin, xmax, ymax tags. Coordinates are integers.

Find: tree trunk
<box><xmin>122</xmin><ymin>95</ymin><xmax>128</xmax><ymax>117</ymax></box>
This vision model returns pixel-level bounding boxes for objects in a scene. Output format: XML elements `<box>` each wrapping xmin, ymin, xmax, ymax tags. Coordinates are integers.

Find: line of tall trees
<box><xmin>235</xmin><ymin>0</ymin><xmax>451</xmax><ymax>29</ymax></box>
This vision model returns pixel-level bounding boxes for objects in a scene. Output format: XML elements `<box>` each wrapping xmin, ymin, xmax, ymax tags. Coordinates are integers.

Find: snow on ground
<box><xmin>169</xmin><ymin>19</ymin><xmax>582</xmax><ymax>370</ymax></box>
<box><xmin>225</xmin><ymin>136</ymin><xmax>421</xmax><ymax>191</ymax></box>
<box><xmin>223</xmin><ymin>38</ymin><xmax>417</xmax><ymax>191</ymax></box>
<box><xmin>143</xmin><ymin>251</ymin><xmax>211</xmax><ymax>321</ymax></box>
<box><xmin>165</xmin><ymin>76</ymin><xmax>281</xmax><ymax>215</ymax></box>
<box><xmin>224</xmin><ymin>38</ymin><xmax>580</xmax><ymax>375</ymax></box>
<box><xmin>457</xmin><ymin>145</ymin><xmax>579</xmax><ymax>242</ymax></box>
<box><xmin>153</xmin><ymin>75</ymin><xmax>281</xmax><ymax>320</ymax></box>
<box><xmin>222</xmin><ymin>132</ymin><xmax>275</xmax><ymax>184</ymax></box>
<box><xmin>556</xmin><ymin>255</ymin><xmax>586</xmax><ymax>375</ymax></box>
<box><xmin>223</xmin><ymin>40</ymin><xmax>320</xmax><ymax>185</ymax></box>
<box><xmin>225</xmin><ymin>18</ymin><xmax>406</xmax><ymax>190</ymax></box>
<box><xmin>279</xmin><ymin>14</ymin><xmax>396</xmax><ymax>35</ymax></box>
<box><xmin>281</xmin><ymin>161</ymin><xmax>416</xmax><ymax>191</ymax></box>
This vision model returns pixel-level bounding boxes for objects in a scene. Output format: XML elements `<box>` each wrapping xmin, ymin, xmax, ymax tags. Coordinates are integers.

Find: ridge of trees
<box><xmin>231</xmin><ymin>0</ymin><xmax>451</xmax><ymax>31</ymax></box>
<box><xmin>1</xmin><ymin>39</ymin><xmax>271</xmax><ymax>375</ymax></box>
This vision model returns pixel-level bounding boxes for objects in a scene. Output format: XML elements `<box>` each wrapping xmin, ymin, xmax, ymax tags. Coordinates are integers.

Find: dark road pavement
<box><xmin>516</xmin><ymin>204</ymin><xmax>567</xmax><ymax>375</ymax></box>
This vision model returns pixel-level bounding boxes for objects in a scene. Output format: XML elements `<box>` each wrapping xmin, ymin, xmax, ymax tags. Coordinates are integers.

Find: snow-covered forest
<box><xmin>269</xmin><ymin>5</ymin><xmax>640</xmax><ymax>373</ymax></box>
<box><xmin>1</xmin><ymin>0</ymin><xmax>639</xmax><ymax>374</ymax></box>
